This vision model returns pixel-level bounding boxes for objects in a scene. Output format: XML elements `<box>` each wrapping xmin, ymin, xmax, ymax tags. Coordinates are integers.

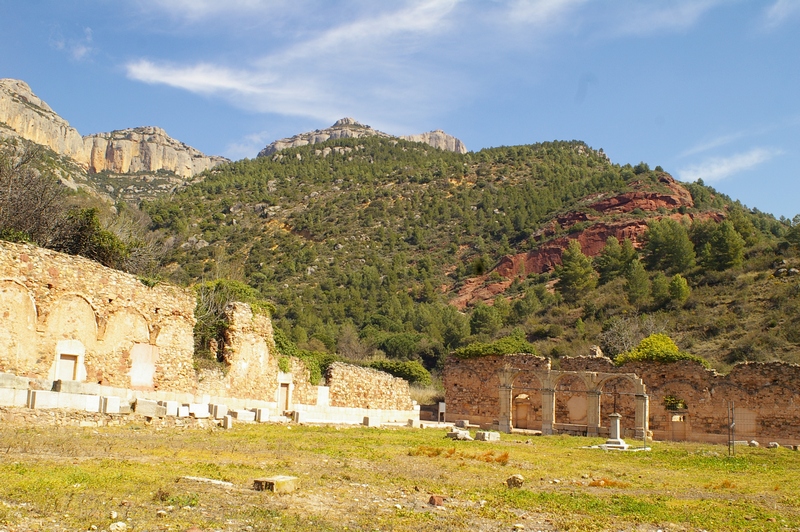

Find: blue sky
<box><xmin>1</xmin><ymin>0</ymin><xmax>798</xmax><ymax>218</ymax></box>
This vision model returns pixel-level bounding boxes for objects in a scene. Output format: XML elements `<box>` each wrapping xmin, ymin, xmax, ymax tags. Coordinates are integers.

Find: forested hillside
<box><xmin>140</xmin><ymin>136</ymin><xmax>800</xmax><ymax>375</ymax></box>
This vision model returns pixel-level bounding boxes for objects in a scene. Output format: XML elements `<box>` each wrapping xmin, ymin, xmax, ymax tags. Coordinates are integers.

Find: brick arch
<box><xmin>91</xmin><ymin>307</ymin><xmax>152</xmax><ymax>387</ymax></box>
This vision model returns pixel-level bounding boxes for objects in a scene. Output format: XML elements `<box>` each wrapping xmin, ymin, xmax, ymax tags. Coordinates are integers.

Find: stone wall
<box><xmin>327</xmin><ymin>362</ymin><xmax>414</xmax><ymax>410</ymax></box>
<box><xmin>0</xmin><ymin>241</ymin><xmax>196</xmax><ymax>391</ymax></box>
<box><xmin>444</xmin><ymin>353</ymin><xmax>800</xmax><ymax>443</ymax></box>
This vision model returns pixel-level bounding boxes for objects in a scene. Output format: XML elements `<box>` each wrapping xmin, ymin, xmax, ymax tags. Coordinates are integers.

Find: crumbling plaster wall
<box><xmin>0</xmin><ymin>241</ymin><xmax>196</xmax><ymax>391</ymax></box>
<box><xmin>445</xmin><ymin>353</ymin><xmax>800</xmax><ymax>442</ymax></box>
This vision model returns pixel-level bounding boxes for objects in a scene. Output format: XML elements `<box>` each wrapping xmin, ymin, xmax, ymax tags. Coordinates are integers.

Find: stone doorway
<box><xmin>57</xmin><ymin>354</ymin><xmax>78</xmax><ymax>381</ymax></box>
<box><xmin>279</xmin><ymin>383</ymin><xmax>290</xmax><ymax>412</ymax></box>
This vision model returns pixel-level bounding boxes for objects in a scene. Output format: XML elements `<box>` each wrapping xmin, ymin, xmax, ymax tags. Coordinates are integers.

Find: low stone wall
<box><xmin>327</xmin><ymin>362</ymin><xmax>414</xmax><ymax>411</ymax></box>
<box><xmin>445</xmin><ymin>353</ymin><xmax>800</xmax><ymax>444</ymax></box>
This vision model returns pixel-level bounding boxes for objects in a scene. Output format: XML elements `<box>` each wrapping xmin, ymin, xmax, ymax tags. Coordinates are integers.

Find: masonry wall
<box><xmin>0</xmin><ymin>241</ymin><xmax>196</xmax><ymax>391</ymax></box>
<box><xmin>327</xmin><ymin>362</ymin><xmax>414</xmax><ymax>410</ymax></box>
<box><xmin>445</xmin><ymin>353</ymin><xmax>800</xmax><ymax>443</ymax></box>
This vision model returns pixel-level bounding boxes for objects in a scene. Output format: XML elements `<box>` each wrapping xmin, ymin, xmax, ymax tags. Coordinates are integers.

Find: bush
<box><xmin>370</xmin><ymin>359</ymin><xmax>432</xmax><ymax>385</ymax></box>
<box><xmin>615</xmin><ymin>333</ymin><xmax>709</xmax><ymax>367</ymax></box>
<box><xmin>452</xmin><ymin>330</ymin><xmax>537</xmax><ymax>359</ymax></box>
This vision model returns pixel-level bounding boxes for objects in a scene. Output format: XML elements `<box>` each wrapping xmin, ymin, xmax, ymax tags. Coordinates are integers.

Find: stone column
<box><xmin>586</xmin><ymin>390</ymin><xmax>601</xmax><ymax>437</ymax></box>
<box><xmin>541</xmin><ymin>388</ymin><xmax>555</xmax><ymax>435</ymax></box>
<box><xmin>604</xmin><ymin>412</ymin><xmax>628</xmax><ymax>449</ymax></box>
<box><xmin>497</xmin><ymin>367</ymin><xmax>519</xmax><ymax>434</ymax></box>
<box><xmin>635</xmin><ymin>393</ymin><xmax>650</xmax><ymax>440</ymax></box>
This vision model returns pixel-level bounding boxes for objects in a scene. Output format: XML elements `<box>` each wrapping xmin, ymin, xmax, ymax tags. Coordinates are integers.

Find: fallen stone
<box><xmin>156</xmin><ymin>510</ymin><xmax>167</xmax><ymax>518</ymax></box>
<box><xmin>134</xmin><ymin>398</ymin><xmax>163</xmax><ymax>417</ymax></box>
<box><xmin>767</xmin><ymin>442</ymin><xmax>780</xmax><ymax>449</ymax></box>
<box><xmin>211</xmin><ymin>404</ymin><xmax>228</xmax><ymax>420</ymax></box>
<box><xmin>231</xmin><ymin>409</ymin><xmax>256</xmax><ymax>422</ymax></box>
<box><xmin>253</xmin><ymin>476</ymin><xmax>298</xmax><ymax>493</ymax></box>
<box><xmin>475</xmin><ymin>430</ymin><xmax>500</xmax><ymax>442</ymax></box>
<box><xmin>749</xmin><ymin>440</ymin><xmax>760</xmax><ymax>447</ymax></box>
<box><xmin>446</xmin><ymin>428</ymin><xmax>473</xmax><ymax>441</ymax></box>
<box><xmin>222</xmin><ymin>415</ymin><xmax>233</xmax><ymax>429</ymax></box>
<box><xmin>109</xmin><ymin>522</ymin><xmax>127</xmax><ymax>532</ymax></box>
<box><xmin>506</xmin><ymin>474</ymin><xmax>525</xmax><ymax>488</ymax></box>
<box><xmin>428</xmin><ymin>495</ymin><xmax>445</xmax><ymax>506</ymax></box>
<box><xmin>455</xmin><ymin>419</ymin><xmax>470</xmax><ymax>428</ymax></box>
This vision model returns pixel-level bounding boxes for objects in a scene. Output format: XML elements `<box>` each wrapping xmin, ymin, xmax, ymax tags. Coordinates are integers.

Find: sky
<box><xmin>1</xmin><ymin>0</ymin><xmax>798</xmax><ymax>218</ymax></box>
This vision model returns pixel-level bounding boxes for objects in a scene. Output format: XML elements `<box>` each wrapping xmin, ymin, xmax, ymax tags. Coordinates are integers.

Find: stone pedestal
<box><xmin>604</xmin><ymin>413</ymin><xmax>629</xmax><ymax>449</ymax></box>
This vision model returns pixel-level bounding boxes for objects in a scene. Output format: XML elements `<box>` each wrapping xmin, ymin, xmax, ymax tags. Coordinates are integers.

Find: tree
<box><xmin>556</xmin><ymin>239</ymin><xmax>597</xmax><ymax>302</ymax></box>
<box><xmin>595</xmin><ymin>236</ymin><xmax>638</xmax><ymax>284</ymax></box>
<box><xmin>707</xmin><ymin>220</ymin><xmax>745</xmax><ymax>270</ymax></box>
<box><xmin>668</xmin><ymin>274</ymin><xmax>691</xmax><ymax>306</ymax></box>
<box><xmin>625</xmin><ymin>259</ymin><xmax>650</xmax><ymax>307</ymax></box>
<box><xmin>469</xmin><ymin>302</ymin><xmax>502</xmax><ymax>337</ymax></box>
<box><xmin>651</xmin><ymin>272</ymin><xmax>670</xmax><ymax>307</ymax></box>
<box><xmin>644</xmin><ymin>218</ymin><xmax>695</xmax><ymax>273</ymax></box>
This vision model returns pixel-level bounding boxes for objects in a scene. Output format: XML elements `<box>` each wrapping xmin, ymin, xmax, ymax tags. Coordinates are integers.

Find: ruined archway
<box><xmin>0</xmin><ymin>280</ymin><xmax>38</xmax><ymax>374</ymax></box>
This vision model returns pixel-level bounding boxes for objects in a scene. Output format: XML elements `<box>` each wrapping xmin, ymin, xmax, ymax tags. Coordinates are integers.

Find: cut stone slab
<box><xmin>363</xmin><ymin>416</ymin><xmax>381</xmax><ymax>427</ymax></box>
<box><xmin>211</xmin><ymin>404</ymin><xmax>228</xmax><ymax>419</ymax></box>
<box><xmin>160</xmin><ymin>400</ymin><xmax>179</xmax><ymax>417</ymax></box>
<box><xmin>231</xmin><ymin>409</ymin><xmax>255</xmax><ymax>422</ymax></box>
<box><xmin>135</xmin><ymin>398</ymin><xmax>163</xmax><ymax>417</ymax></box>
<box><xmin>222</xmin><ymin>415</ymin><xmax>233</xmax><ymax>429</ymax></box>
<box><xmin>446</xmin><ymin>428</ymin><xmax>473</xmax><ymax>441</ymax></box>
<box><xmin>28</xmin><ymin>390</ymin><xmax>59</xmax><ymax>409</ymax></box>
<box><xmin>102</xmin><ymin>396</ymin><xmax>121</xmax><ymax>414</ymax></box>
<box><xmin>255</xmin><ymin>408</ymin><xmax>270</xmax><ymax>423</ymax></box>
<box><xmin>177</xmin><ymin>405</ymin><xmax>190</xmax><ymax>418</ymax></box>
<box><xmin>455</xmin><ymin>419</ymin><xmax>470</xmax><ymax>428</ymax></box>
<box><xmin>253</xmin><ymin>476</ymin><xmax>298</xmax><ymax>493</ymax></box>
<box><xmin>476</xmin><ymin>431</ymin><xmax>500</xmax><ymax>442</ymax></box>
<box><xmin>0</xmin><ymin>373</ymin><xmax>30</xmax><ymax>390</ymax></box>
<box><xmin>189</xmin><ymin>403</ymin><xmax>210</xmax><ymax>418</ymax></box>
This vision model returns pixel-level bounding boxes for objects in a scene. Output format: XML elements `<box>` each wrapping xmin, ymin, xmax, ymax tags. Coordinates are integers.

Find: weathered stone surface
<box><xmin>102</xmin><ymin>396</ymin><xmax>121</xmax><ymax>414</ymax></box>
<box><xmin>428</xmin><ymin>495</ymin><xmax>445</xmax><ymax>506</ymax></box>
<box><xmin>258</xmin><ymin>117</ymin><xmax>466</xmax><ymax>157</ymax></box>
<box><xmin>506</xmin><ymin>474</ymin><xmax>525</xmax><ymax>488</ymax></box>
<box><xmin>0</xmin><ymin>241</ymin><xmax>196</xmax><ymax>392</ymax></box>
<box><xmin>253</xmin><ymin>476</ymin><xmax>298</xmax><ymax>493</ymax></box>
<box><xmin>476</xmin><ymin>430</ymin><xmax>500</xmax><ymax>442</ymax></box>
<box><xmin>222</xmin><ymin>415</ymin><xmax>233</xmax><ymax>429</ymax></box>
<box><xmin>446</xmin><ymin>428</ymin><xmax>473</xmax><ymax>441</ymax></box>
<box><xmin>134</xmin><ymin>398</ymin><xmax>162</xmax><ymax>417</ymax></box>
<box><xmin>231</xmin><ymin>409</ymin><xmax>255</xmax><ymax>422</ymax></box>
<box><xmin>327</xmin><ymin>362</ymin><xmax>413</xmax><ymax>411</ymax></box>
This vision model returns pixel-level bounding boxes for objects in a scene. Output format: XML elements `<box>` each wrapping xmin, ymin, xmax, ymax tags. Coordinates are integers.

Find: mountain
<box><xmin>144</xmin><ymin>134</ymin><xmax>796</xmax><ymax>370</ymax></box>
<box><xmin>0</xmin><ymin>78</ymin><xmax>228</xmax><ymax>202</ymax></box>
<box><xmin>258</xmin><ymin>117</ymin><xmax>467</xmax><ymax>157</ymax></box>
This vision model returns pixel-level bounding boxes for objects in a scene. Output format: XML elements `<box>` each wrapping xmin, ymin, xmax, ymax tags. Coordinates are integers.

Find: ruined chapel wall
<box><xmin>0</xmin><ymin>241</ymin><xmax>196</xmax><ymax>391</ymax></box>
<box><xmin>445</xmin><ymin>354</ymin><xmax>800</xmax><ymax>442</ymax></box>
<box><xmin>326</xmin><ymin>362</ymin><xmax>413</xmax><ymax>410</ymax></box>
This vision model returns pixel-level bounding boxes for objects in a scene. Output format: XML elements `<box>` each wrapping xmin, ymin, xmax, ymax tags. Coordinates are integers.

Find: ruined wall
<box><xmin>445</xmin><ymin>353</ymin><xmax>800</xmax><ymax>443</ymax></box>
<box><xmin>0</xmin><ymin>241</ymin><xmax>196</xmax><ymax>391</ymax></box>
<box><xmin>327</xmin><ymin>362</ymin><xmax>414</xmax><ymax>410</ymax></box>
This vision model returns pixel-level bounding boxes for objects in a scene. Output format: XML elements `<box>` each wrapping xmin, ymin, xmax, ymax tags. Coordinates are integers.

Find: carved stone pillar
<box><xmin>541</xmin><ymin>388</ymin><xmax>555</xmax><ymax>435</ymax></box>
<box><xmin>635</xmin><ymin>393</ymin><xmax>650</xmax><ymax>440</ymax></box>
<box><xmin>497</xmin><ymin>366</ymin><xmax>519</xmax><ymax>434</ymax></box>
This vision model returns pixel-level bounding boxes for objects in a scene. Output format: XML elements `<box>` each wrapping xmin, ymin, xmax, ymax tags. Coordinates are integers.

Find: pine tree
<box><xmin>668</xmin><ymin>274</ymin><xmax>691</xmax><ymax>306</ymax></box>
<box><xmin>644</xmin><ymin>218</ymin><xmax>696</xmax><ymax>273</ymax></box>
<box><xmin>625</xmin><ymin>259</ymin><xmax>650</xmax><ymax>306</ymax></box>
<box><xmin>708</xmin><ymin>220</ymin><xmax>745</xmax><ymax>270</ymax></box>
<box><xmin>556</xmin><ymin>239</ymin><xmax>597</xmax><ymax>302</ymax></box>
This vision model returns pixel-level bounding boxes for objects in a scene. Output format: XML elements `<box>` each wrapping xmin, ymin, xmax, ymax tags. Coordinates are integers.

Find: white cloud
<box><xmin>126</xmin><ymin>1</ymin><xmax>463</xmax><ymax>125</ymax></box>
<box><xmin>762</xmin><ymin>0</ymin><xmax>800</xmax><ymax>29</ymax></box>
<box><xmin>602</xmin><ymin>0</ymin><xmax>724</xmax><ymax>37</ymax></box>
<box><xmin>506</xmin><ymin>0</ymin><xmax>588</xmax><ymax>27</ymax></box>
<box><xmin>50</xmin><ymin>26</ymin><xmax>94</xmax><ymax>61</ymax></box>
<box><xmin>677</xmin><ymin>148</ymin><xmax>781</xmax><ymax>183</ymax></box>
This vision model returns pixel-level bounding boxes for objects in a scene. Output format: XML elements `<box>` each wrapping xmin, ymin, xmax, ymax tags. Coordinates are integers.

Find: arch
<box><xmin>43</xmin><ymin>294</ymin><xmax>98</xmax><ymax>380</ymax></box>
<box><xmin>555</xmin><ymin>373</ymin><xmax>589</xmax><ymax>426</ymax></box>
<box><xmin>0</xmin><ymin>280</ymin><xmax>38</xmax><ymax>374</ymax></box>
<box><xmin>92</xmin><ymin>307</ymin><xmax>151</xmax><ymax>387</ymax></box>
<box><xmin>598</xmin><ymin>375</ymin><xmax>638</xmax><ymax>433</ymax></box>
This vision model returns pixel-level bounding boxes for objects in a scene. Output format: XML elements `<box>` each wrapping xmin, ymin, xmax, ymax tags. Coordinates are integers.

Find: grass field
<box><xmin>0</xmin><ymin>419</ymin><xmax>798</xmax><ymax>531</ymax></box>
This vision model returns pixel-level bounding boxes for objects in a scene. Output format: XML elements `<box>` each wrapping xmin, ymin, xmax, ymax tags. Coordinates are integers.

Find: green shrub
<box><xmin>369</xmin><ymin>359</ymin><xmax>432</xmax><ymax>385</ymax></box>
<box><xmin>614</xmin><ymin>333</ymin><xmax>709</xmax><ymax>367</ymax></box>
<box><xmin>452</xmin><ymin>330</ymin><xmax>537</xmax><ymax>359</ymax></box>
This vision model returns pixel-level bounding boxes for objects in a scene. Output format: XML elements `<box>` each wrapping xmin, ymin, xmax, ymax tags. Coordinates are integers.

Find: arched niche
<box><xmin>0</xmin><ymin>280</ymin><xmax>38</xmax><ymax>374</ymax></box>
<box><xmin>43</xmin><ymin>294</ymin><xmax>97</xmax><ymax>379</ymax></box>
<box><xmin>93</xmin><ymin>308</ymin><xmax>151</xmax><ymax>387</ymax></box>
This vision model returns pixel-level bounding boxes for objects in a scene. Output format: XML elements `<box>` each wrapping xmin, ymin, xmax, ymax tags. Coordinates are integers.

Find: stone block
<box><xmin>134</xmin><ymin>398</ymin><xmax>163</xmax><ymax>417</ymax></box>
<box><xmin>255</xmin><ymin>408</ymin><xmax>270</xmax><ymax>422</ymax></box>
<box><xmin>476</xmin><ymin>431</ymin><xmax>500</xmax><ymax>442</ymax></box>
<box><xmin>253</xmin><ymin>476</ymin><xmax>298</xmax><ymax>493</ymax></box>
<box><xmin>177</xmin><ymin>405</ymin><xmax>190</xmax><ymax>418</ymax></box>
<box><xmin>446</xmin><ymin>428</ymin><xmax>473</xmax><ymax>441</ymax></box>
<box><xmin>363</xmin><ymin>416</ymin><xmax>382</xmax><ymax>427</ymax></box>
<box><xmin>53</xmin><ymin>380</ymin><xmax>102</xmax><ymax>396</ymax></box>
<box><xmin>292</xmin><ymin>411</ymin><xmax>306</xmax><ymax>423</ymax></box>
<box><xmin>84</xmin><ymin>395</ymin><xmax>101</xmax><ymax>413</ymax></box>
<box><xmin>160</xmin><ymin>400</ymin><xmax>179</xmax><ymax>417</ymax></box>
<box><xmin>0</xmin><ymin>373</ymin><xmax>30</xmax><ymax>389</ymax></box>
<box><xmin>222</xmin><ymin>415</ymin><xmax>233</xmax><ymax>429</ymax></box>
<box><xmin>455</xmin><ymin>419</ymin><xmax>470</xmax><ymax>428</ymax></box>
<box><xmin>231</xmin><ymin>409</ymin><xmax>256</xmax><ymax>422</ymax></box>
<box><xmin>102</xmin><ymin>396</ymin><xmax>121</xmax><ymax>414</ymax></box>
<box><xmin>188</xmin><ymin>403</ymin><xmax>210</xmax><ymax>418</ymax></box>
<box><xmin>28</xmin><ymin>390</ymin><xmax>59</xmax><ymax>409</ymax></box>
<box><xmin>0</xmin><ymin>388</ymin><xmax>28</xmax><ymax>407</ymax></box>
<box><xmin>211</xmin><ymin>404</ymin><xmax>228</xmax><ymax>419</ymax></box>
<box><xmin>119</xmin><ymin>403</ymin><xmax>132</xmax><ymax>414</ymax></box>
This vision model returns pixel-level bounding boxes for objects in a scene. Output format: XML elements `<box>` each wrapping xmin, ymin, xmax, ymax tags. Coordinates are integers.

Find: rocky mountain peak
<box><xmin>258</xmin><ymin>118</ymin><xmax>467</xmax><ymax>157</ymax></box>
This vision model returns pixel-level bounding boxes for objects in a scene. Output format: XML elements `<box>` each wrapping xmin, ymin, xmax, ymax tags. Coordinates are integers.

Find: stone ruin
<box><xmin>444</xmin><ymin>352</ymin><xmax>800</xmax><ymax>446</ymax></box>
<box><xmin>0</xmin><ymin>241</ymin><xmax>419</xmax><ymax>426</ymax></box>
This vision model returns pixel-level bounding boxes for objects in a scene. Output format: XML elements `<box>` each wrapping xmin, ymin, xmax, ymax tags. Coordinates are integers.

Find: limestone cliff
<box><xmin>0</xmin><ymin>78</ymin><xmax>227</xmax><ymax>180</ymax></box>
<box><xmin>258</xmin><ymin>117</ymin><xmax>467</xmax><ymax>156</ymax></box>
<box><xmin>83</xmin><ymin>127</ymin><xmax>229</xmax><ymax>178</ymax></box>
<box><xmin>0</xmin><ymin>79</ymin><xmax>87</xmax><ymax>162</ymax></box>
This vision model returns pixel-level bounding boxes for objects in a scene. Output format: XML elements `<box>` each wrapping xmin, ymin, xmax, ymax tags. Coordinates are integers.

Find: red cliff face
<box><xmin>450</xmin><ymin>174</ymin><xmax>703</xmax><ymax>309</ymax></box>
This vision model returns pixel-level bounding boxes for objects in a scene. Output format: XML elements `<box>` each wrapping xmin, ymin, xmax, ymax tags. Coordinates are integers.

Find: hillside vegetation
<box><xmin>139</xmin><ymin>136</ymin><xmax>799</xmax><ymax>373</ymax></box>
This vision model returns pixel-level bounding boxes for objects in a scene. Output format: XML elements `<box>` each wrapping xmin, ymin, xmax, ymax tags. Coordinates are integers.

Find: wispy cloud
<box><xmin>507</xmin><ymin>0</ymin><xmax>588</xmax><ymax>27</ymax></box>
<box><xmin>679</xmin><ymin>131</ymin><xmax>746</xmax><ymax>157</ymax></box>
<box><xmin>126</xmin><ymin>1</ymin><xmax>462</xmax><ymax>125</ymax></box>
<box><xmin>762</xmin><ymin>0</ymin><xmax>800</xmax><ymax>30</ymax></box>
<box><xmin>50</xmin><ymin>27</ymin><xmax>94</xmax><ymax>61</ymax></box>
<box><xmin>677</xmin><ymin>148</ymin><xmax>781</xmax><ymax>183</ymax></box>
<box><xmin>602</xmin><ymin>0</ymin><xmax>724</xmax><ymax>37</ymax></box>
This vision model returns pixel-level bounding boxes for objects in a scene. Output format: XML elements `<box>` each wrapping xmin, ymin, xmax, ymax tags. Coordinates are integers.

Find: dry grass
<box><xmin>0</xmin><ymin>417</ymin><xmax>798</xmax><ymax>531</ymax></box>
